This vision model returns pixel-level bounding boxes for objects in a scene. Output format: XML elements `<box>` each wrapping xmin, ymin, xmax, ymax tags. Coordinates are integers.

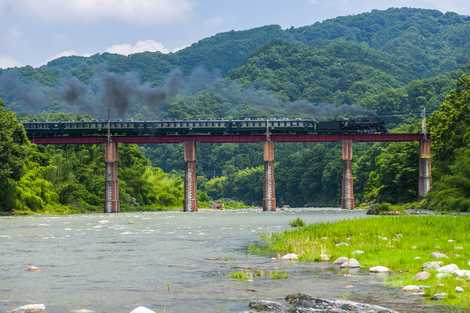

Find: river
<box><xmin>0</xmin><ymin>208</ymin><xmax>450</xmax><ymax>313</ymax></box>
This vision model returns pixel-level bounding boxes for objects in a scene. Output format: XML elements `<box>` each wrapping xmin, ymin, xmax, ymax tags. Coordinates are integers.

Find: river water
<box><xmin>0</xmin><ymin>208</ymin><xmax>451</xmax><ymax>313</ymax></box>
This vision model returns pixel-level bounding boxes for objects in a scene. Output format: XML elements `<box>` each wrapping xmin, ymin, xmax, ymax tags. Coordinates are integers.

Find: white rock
<box><xmin>335</xmin><ymin>242</ymin><xmax>349</xmax><ymax>247</ymax></box>
<box><xmin>431</xmin><ymin>293</ymin><xmax>447</xmax><ymax>300</ymax></box>
<box><xmin>422</xmin><ymin>261</ymin><xmax>443</xmax><ymax>270</ymax></box>
<box><xmin>437</xmin><ymin>264</ymin><xmax>459</xmax><ymax>274</ymax></box>
<box><xmin>431</xmin><ymin>252</ymin><xmax>448</xmax><ymax>259</ymax></box>
<box><xmin>414</xmin><ymin>271</ymin><xmax>431</xmax><ymax>281</ymax></box>
<box><xmin>402</xmin><ymin>285</ymin><xmax>422</xmax><ymax>292</ymax></box>
<box><xmin>436</xmin><ymin>272</ymin><xmax>451</xmax><ymax>279</ymax></box>
<box><xmin>454</xmin><ymin>269</ymin><xmax>470</xmax><ymax>279</ymax></box>
<box><xmin>340</xmin><ymin>258</ymin><xmax>361</xmax><ymax>268</ymax></box>
<box><xmin>369</xmin><ymin>266</ymin><xmax>391</xmax><ymax>273</ymax></box>
<box><xmin>281</xmin><ymin>253</ymin><xmax>298</xmax><ymax>261</ymax></box>
<box><xmin>130</xmin><ymin>307</ymin><xmax>155</xmax><ymax>313</ymax></box>
<box><xmin>352</xmin><ymin>250</ymin><xmax>364</xmax><ymax>255</ymax></box>
<box><xmin>456</xmin><ymin>286</ymin><xmax>464</xmax><ymax>293</ymax></box>
<box><xmin>9</xmin><ymin>304</ymin><xmax>46</xmax><ymax>313</ymax></box>
<box><xmin>333</xmin><ymin>257</ymin><xmax>349</xmax><ymax>265</ymax></box>
<box><xmin>25</xmin><ymin>265</ymin><xmax>40</xmax><ymax>272</ymax></box>
<box><xmin>414</xmin><ymin>256</ymin><xmax>421</xmax><ymax>260</ymax></box>
<box><xmin>448</xmin><ymin>239</ymin><xmax>455</xmax><ymax>243</ymax></box>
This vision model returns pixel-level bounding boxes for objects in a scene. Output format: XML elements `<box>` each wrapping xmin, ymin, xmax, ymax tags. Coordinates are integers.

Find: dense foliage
<box><xmin>0</xmin><ymin>108</ymin><xmax>183</xmax><ymax>214</ymax></box>
<box><xmin>427</xmin><ymin>75</ymin><xmax>470</xmax><ymax>211</ymax></box>
<box><xmin>0</xmin><ymin>8</ymin><xmax>469</xmax><ymax>212</ymax></box>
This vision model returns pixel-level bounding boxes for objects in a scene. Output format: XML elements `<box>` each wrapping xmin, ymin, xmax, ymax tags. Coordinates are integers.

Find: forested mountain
<box><xmin>0</xmin><ymin>8</ymin><xmax>469</xmax><ymax>213</ymax></box>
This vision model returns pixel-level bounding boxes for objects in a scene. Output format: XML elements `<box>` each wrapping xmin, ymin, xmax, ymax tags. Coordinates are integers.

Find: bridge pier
<box><xmin>418</xmin><ymin>138</ymin><xmax>432</xmax><ymax>199</ymax></box>
<box><xmin>183</xmin><ymin>141</ymin><xmax>198</xmax><ymax>212</ymax></box>
<box><xmin>104</xmin><ymin>142</ymin><xmax>120</xmax><ymax>213</ymax></box>
<box><xmin>341</xmin><ymin>140</ymin><xmax>355</xmax><ymax>210</ymax></box>
<box><xmin>263</xmin><ymin>141</ymin><xmax>276</xmax><ymax>211</ymax></box>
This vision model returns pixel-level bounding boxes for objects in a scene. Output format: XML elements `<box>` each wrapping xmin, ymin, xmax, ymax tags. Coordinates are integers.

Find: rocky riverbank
<box><xmin>244</xmin><ymin>293</ymin><xmax>399</xmax><ymax>313</ymax></box>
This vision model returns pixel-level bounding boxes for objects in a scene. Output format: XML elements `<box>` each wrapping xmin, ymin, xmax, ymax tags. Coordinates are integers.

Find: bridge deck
<box><xmin>30</xmin><ymin>133</ymin><xmax>424</xmax><ymax>144</ymax></box>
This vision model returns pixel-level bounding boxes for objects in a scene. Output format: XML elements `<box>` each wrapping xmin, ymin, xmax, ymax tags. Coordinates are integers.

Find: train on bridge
<box><xmin>23</xmin><ymin>118</ymin><xmax>387</xmax><ymax>137</ymax></box>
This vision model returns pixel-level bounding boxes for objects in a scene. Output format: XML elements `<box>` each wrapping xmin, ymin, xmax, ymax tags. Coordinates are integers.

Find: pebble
<box><xmin>402</xmin><ymin>285</ymin><xmax>423</xmax><ymax>293</ymax></box>
<box><xmin>130</xmin><ymin>307</ymin><xmax>156</xmax><ymax>313</ymax></box>
<box><xmin>414</xmin><ymin>271</ymin><xmax>431</xmax><ymax>281</ymax></box>
<box><xmin>414</xmin><ymin>256</ymin><xmax>421</xmax><ymax>260</ymax></box>
<box><xmin>9</xmin><ymin>304</ymin><xmax>46</xmax><ymax>313</ymax></box>
<box><xmin>422</xmin><ymin>261</ymin><xmax>443</xmax><ymax>270</ymax></box>
<box><xmin>431</xmin><ymin>252</ymin><xmax>448</xmax><ymax>259</ymax></box>
<box><xmin>25</xmin><ymin>265</ymin><xmax>41</xmax><ymax>272</ymax></box>
<box><xmin>335</xmin><ymin>242</ymin><xmax>349</xmax><ymax>247</ymax></box>
<box><xmin>281</xmin><ymin>253</ymin><xmax>298</xmax><ymax>261</ymax></box>
<box><xmin>352</xmin><ymin>250</ymin><xmax>364</xmax><ymax>255</ymax></box>
<box><xmin>369</xmin><ymin>266</ymin><xmax>391</xmax><ymax>273</ymax></box>
<box><xmin>333</xmin><ymin>256</ymin><xmax>349</xmax><ymax>265</ymax></box>
<box><xmin>436</xmin><ymin>272</ymin><xmax>450</xmax><ymax>279</ymax></box>
<box><xmin>431</xmin><ymin>293</ymin><xmax>447</xmax><ymax>301</ymax></box>
<box><xmin>437</xmin><ymin>264</ymin><xmax>459</xmax><ymax>274</ymax></box>
<box><xmin>454</xmin><ymin>269</ymin><xmax>470</xmax><ymax>279</ymax></box>
<box><xmin>456</xmin><ymin>287</ymin><xmax>464</xmax><ymax>293</ymax></box>
<box><xmin>340</xmin><ymin>258</ymin><xmax>361</xmax><ymax>268</ymax></box>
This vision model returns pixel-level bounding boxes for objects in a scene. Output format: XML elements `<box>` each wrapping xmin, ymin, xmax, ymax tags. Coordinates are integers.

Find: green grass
<box><xmin>229</xmin><ymin>269</ymin><xmax>288</xmax><ymax>281</ymax></box>
<box><xmin>289</xmin><ymin>217</ymin><xmax>306</xmax><ymax>228</ymax></box>
<box><xmin>229</xmin><ymin>271</ymin><xmax>254</xmax><ymax>281</ymax></box>
<box><xmin>269</xmin><ymin>271</ymin><xmax>289</xmax><ymax>280</ymax></box>
<box><xmin>249</xmin><ymin>216</ymin><xmax>470</xmax><ymax>308</ymax></box>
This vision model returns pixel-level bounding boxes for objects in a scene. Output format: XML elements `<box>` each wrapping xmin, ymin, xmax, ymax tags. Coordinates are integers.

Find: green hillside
<box><xmin>0</xmin><ymin>8</ymin><xmax>469</xmax><ymax>213</ymax></box>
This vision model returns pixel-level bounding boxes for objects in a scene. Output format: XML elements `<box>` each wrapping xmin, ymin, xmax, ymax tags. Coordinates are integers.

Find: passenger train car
<box><xmin>23</xmin><ymin>118</ymin><xmax>387</xmax><ymax>137</ymax></box>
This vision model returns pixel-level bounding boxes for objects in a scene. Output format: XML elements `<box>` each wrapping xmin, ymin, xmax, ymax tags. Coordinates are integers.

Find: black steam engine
<box><xmin>23</xmin><ymin>118</ymin><xmax>387</xmax><ymax>137</ymax></box>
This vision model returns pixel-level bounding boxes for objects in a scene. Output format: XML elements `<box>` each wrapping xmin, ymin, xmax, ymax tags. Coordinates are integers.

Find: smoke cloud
<box><xmin>57</xmin><ymin>67</ymin><xmax>220</xmax><ymax>118</ymax></box>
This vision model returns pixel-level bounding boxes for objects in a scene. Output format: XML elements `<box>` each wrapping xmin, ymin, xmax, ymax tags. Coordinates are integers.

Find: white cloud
<box><xmin>4</xmin><ymin>0</ymin><xmax>192</xmax><ymax>24</ymax></box>
<box><xmin>49</xmin><ymin>50</ymin><xmax>86</xmax><ymax>59</ymax></box>
<box><xmin>106</xmin><ymin>40</ymin><xmax>169</xmax><ymax>55</ymax></box>
<box><xmin>0</xmin><ymin>55</ymin><xmax>20</xmax><ymax>68</ymax></box>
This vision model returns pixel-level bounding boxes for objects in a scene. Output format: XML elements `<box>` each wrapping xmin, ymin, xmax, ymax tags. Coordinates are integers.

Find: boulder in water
<box><xmin>130</xmin><ymin>307</ymin><xmax>155</xmax><ymax>313</ymax></box>
<box><xmin>9</xmin><ymin>304</ymin><xmax>46</xmax><ymax>313</ymax></box>
<box><xmin>249</xmin><ymin>300</ymin><xmax>288</xmax><ymax>312</ymax></box>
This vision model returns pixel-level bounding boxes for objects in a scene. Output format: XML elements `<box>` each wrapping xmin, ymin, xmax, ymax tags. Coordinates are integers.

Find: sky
<box><xmin>0</xmin><ymin>0</ymin><xmax>469</xmax><ymax>69</ymax></box>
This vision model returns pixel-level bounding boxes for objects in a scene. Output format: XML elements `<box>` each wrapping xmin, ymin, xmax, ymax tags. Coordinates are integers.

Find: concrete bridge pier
<box><xmin>341</xmin><ymin>140</ymin><xmax>355</xmax><ymax>210</ymax></box>
<box><xmin>263</xmin><ymin>141</ymin><xmax>276</xmax><ymax>211</ymax></box>
<box><xmin>104</xmin><ymin>142</ymin><xmax>120</xmax><ymax>213</ymax></box>
<box><xmin>418</xmin><ymin>138</ymin><xmax>432</xmax><ymax>199</ymax></box>
<box><xmin>184</xmin><ymin>141</ymin><xmax>198</xmax><ymax>212</ymax></box>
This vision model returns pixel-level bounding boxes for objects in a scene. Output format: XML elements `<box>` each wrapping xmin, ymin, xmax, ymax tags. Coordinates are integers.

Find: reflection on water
<box><xmin>0</xmin><ymin>209</ymin><xmax>450</xmax><ymax>313</ymax></box>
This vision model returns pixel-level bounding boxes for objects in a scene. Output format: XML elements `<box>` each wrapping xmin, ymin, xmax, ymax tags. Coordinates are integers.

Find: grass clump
<box><xmin>229</xmin><ymin>269</ymin><xmax>288</xmax><ymax>281</ymax></box>
<box><xmin>289</xmin><ymin>217</ymin><xmax>306</xmax><ymax>228</ymax></box>
<box><xmin>269</xmin><ymin>271</ymin><xmax>289</xmax><ymax>280</ymax></box>
<box><xmin>229</xmin><ymin>271</ymin><xmax>253</xmax><ymax>281</ymax></box>
<box><xmin>249</xmin><ymin>216</ymin><xmax>470</xmax><ymax>308</ymax></box>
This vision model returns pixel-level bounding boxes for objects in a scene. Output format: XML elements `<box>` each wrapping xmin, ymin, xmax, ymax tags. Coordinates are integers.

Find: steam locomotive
<box><xmin>23</xmin><ymin>118</ymin><xmax>387</xmax><ymax>137</ymax></box>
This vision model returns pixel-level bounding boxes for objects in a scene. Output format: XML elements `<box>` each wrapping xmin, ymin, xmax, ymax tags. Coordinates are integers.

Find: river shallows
<box><xmin>0</xmin><ymin>209</ymin><xmax>450</xmax><ymax>313</ymax></box>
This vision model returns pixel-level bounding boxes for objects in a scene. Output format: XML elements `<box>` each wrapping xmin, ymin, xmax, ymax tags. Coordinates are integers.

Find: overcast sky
<box><xmin>0</xmin><ymin>0</ymin><xmax>469</xmax><ymax>69</ymax></box>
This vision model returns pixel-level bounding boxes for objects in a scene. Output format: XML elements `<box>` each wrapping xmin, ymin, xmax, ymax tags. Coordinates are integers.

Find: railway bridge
<box><xmin>23</xmin><ymin>119</ymin><xmax>432</xmax><ymax>213</ymax></box>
